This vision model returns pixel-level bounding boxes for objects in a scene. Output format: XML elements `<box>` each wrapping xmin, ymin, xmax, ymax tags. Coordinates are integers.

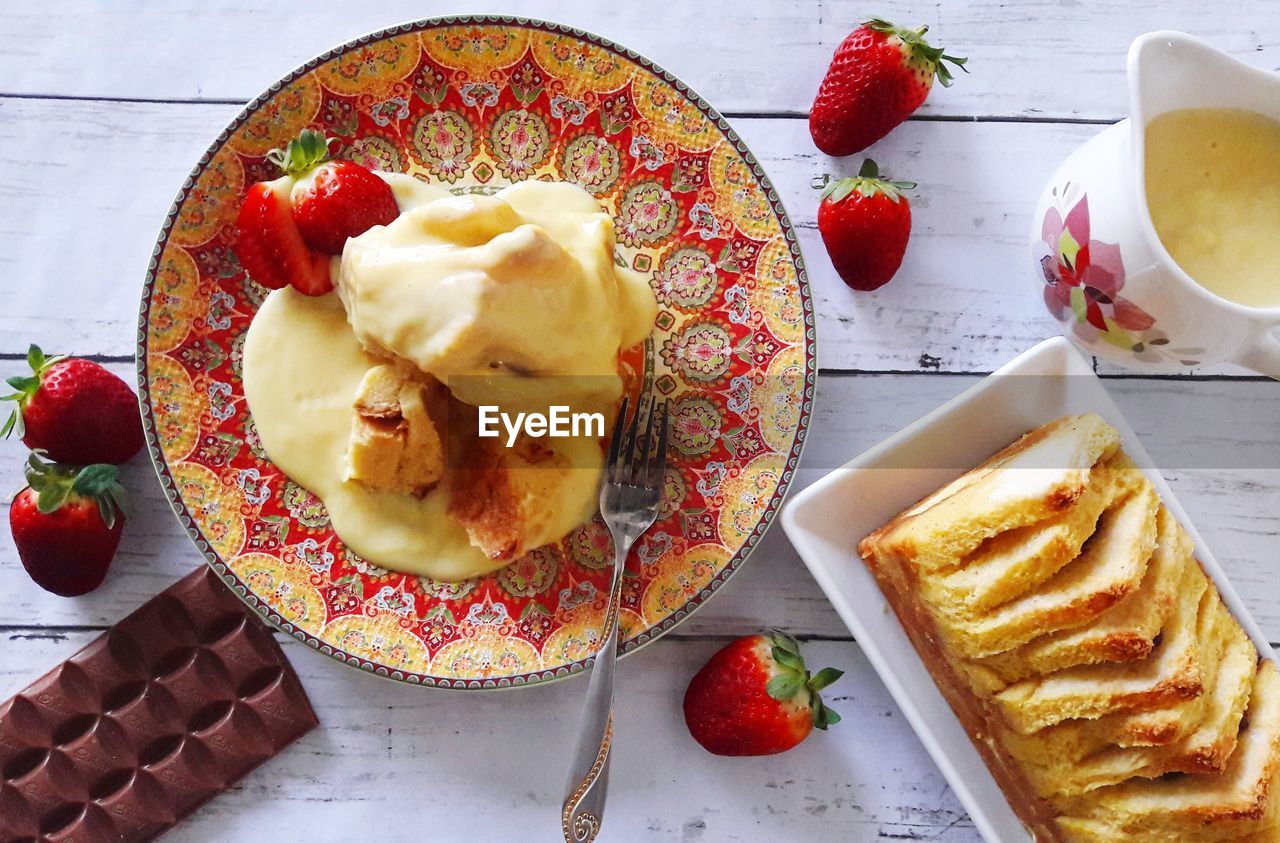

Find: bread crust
<box><xmin>860</xmin><ymin>414</ymin><xmax>1122</xmax><ymax>576</ymax></box>
<box><xmin>856</xmin><ymin>416</ymin><xmax>1280</xmax><ymax>841</ymax></box>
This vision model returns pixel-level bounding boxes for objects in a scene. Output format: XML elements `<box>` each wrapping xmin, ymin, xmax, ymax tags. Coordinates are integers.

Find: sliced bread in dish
<box><xmin>993</xmin><ymin>560</ymin><xmax>1208</xmax><ymax>734</ymax></box>
<box><xmin>1019</xmin><ymin>597</ymin><xmax>1257</xmax><ymax>797</ymax></box>
<box><xmin>1055</xmin><ymin>660</ymin><xmax>1280</xmax><ymax>842</ymax></box>
<box><xmin>975</xmin><ymin>505</ymin><xmax>1188</xmax><ymax>686</ymax></box>
<box><xmin>859</xmin><ymin>413</ymin><xmax>1121</xmax><ymax>576</ymax></box>
<box><xmin>921</xmin><ymin>456</ymin><xmax>1133</xmax><ymax>616</ymax></box>
<box><xmin>939</xmin><ymin>478</ymin><xmax>1158</xmax><ymax>660</ymax></box>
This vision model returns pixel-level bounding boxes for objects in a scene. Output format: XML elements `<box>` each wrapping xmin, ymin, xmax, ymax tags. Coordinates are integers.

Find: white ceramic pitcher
<box><xmin>1030</xmin><ymin>31</ymin><xmax>1280</xmax><ymax>377</ymax></box>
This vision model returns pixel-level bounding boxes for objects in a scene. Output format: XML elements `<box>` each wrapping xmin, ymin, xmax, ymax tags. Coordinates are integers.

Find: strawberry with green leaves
<box><xmin>274</xmin><ymin>129</ymin><xmax>401</xmax><ymax>256</ymax></box>
<box><xmin>811</xmin><ymin>18</ymin><xmax>967</xmax><ymax>157</ymax></box>
<box><xmin>10</xmin><ymin>452</ymin><xmax>128</xmax><ymax>597</ymax></box>
<box><xmin>3</xmin><ymin>344</ymin><xmax>144</xmax><ymax>465</ymax></box>
<box><xmin>234</xmin><ymin>129</ymin><xmax>399</xmax><ymax>297</ymax></box>
<box><xmin>818</xmin><ymin>159</ymin><xmax>915</xmax><ymax>292</ymax></box>
<box><xmin>683</xmin><ymin>631</ymin><xmax>844</xmax><ymax>756</ymax></box>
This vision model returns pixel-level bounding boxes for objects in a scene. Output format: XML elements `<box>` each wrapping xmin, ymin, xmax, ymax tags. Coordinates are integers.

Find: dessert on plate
<box><xmin>859</xmin><ymin>414</ymin><xmax>1280</xmax><ymax>841</ymax></box>
<box><xmin>237</xmin><ymin>131</ymin><xmax>657</xmax><ymax>581</ymax></box>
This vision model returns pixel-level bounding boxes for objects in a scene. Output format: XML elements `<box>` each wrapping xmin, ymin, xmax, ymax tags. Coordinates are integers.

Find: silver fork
<box><xmin>561</xmin><ymin>396</ymin><xmax>669</xmax><ymax>843</ymax></box>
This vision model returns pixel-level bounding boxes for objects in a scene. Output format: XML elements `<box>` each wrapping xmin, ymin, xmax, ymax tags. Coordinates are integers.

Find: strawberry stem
<box><xmin>266</xmin><ymin>128</ymin><xmax>333</xmax><ymax>177</ymax></box>
<box><xmin>3</xmin><ymin>344</ymin><xmax>67</xmax><ymax>440</ymax></box>
<box><xmin>24</xmin><ymin>450</ymin><xmax>127</xmax><ymax>528</ymax></box>
<box><xmin>819</xmin><ymin>160</ymin><xmax>916</xmax><ymax>205</ymax></box>
<box><xmin>764</xmin><ymin>630</ymin><xmax>845</xmax><ymax>730</ymax></box>
<box><xmin>862</xmin><ymin>17</ymin><xmax>969</xmax><ymax>88</ymax></box>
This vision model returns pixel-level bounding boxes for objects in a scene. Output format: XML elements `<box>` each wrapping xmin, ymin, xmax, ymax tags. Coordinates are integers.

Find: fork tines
<box><xmin>606</xmin><ymin>396</ymin><xmax>669</xmax><ymax>488</ymax></box>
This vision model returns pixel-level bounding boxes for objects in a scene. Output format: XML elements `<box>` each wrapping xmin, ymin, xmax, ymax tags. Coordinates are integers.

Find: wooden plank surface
<box><xmin>0</xmin><ymin>96</ymin><xmax>1081</xmax><ymax>371</ymax></box>
<box><xmin>1</xmin><ymin>368</ymin><xmax>1274</xmax><ymax>641</ymax></box>
<box><xmin>0</xmin><ymin>631</ymin><xmax>977</xmax><ymax>842</ymax></box>
<box><xmin>2</xmin><ymin>1</ymin><xmax>1277</xmax><ymax>121</ymax></box>
<box><xmin>2</xmin><ymin>2</ymin><xmax>1279</xmax><ymax>840</ymax></box>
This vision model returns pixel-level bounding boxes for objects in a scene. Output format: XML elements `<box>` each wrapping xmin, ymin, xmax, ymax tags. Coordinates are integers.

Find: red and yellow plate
<box><xmin>137</xmin><ymin>16</ymin><xmax>814</xmax><ymax>688</ymax></box>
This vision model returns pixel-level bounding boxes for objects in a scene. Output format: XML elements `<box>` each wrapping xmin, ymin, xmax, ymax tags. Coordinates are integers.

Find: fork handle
<box><xmin>561</xmin><ymin>544</ymin><xmax>628</xmax><ymax>842</ymax></box>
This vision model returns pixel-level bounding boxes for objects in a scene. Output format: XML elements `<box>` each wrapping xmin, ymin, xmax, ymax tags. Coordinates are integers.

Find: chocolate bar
<box><xmin>0</xmin><ymin>567</ymin><xmax>318</xmax><ymax>841</ymax></box>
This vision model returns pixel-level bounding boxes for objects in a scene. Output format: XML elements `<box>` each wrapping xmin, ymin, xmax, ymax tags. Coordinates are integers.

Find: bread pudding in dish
<box><xmin>860</xmin><ymin>414</ymin><xmax>1280</xmax><ymax>842</ymax></box>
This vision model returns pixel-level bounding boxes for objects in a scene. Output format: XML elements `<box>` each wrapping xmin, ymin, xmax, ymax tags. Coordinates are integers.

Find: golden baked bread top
<box><xmin>1055</xmin><ymin>660</ymin><xmax>1280</xmax><ymax>842</ymax></box>
<box><xmin>856</xmin><ymin>414</ymin><xmax>1278</xmax><ymax>843</ymax></box>
<box><xmin>859</xmin><ymin>413</ymin><xmax>1121</xmax><ymax>574</ymax></box>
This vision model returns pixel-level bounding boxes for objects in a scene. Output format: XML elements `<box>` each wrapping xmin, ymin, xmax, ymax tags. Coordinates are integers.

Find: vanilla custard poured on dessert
<box><xmin>1144</xmin><ymin>107</ymin><xmax>1280</xmax><ymax>309</ymax></box>
<box><xmin>243</xmin><ymin>176</ymin><xmax>657</xmax><ymax>580</ymax></box>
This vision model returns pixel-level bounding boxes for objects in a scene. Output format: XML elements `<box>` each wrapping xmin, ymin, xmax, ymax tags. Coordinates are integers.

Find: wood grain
<box><xmin>0</xmin><ymin>630</ymin><xmax>978</xmax><ymax>842</ymax></box>
<box><xmin>2</xmin><ymin>4</ymin><xmax>1279</xmax><ymax>838</ymax></box>
<box><xmin>0</xmin><ymin>97</ymin><xmax>1084</xmax><ymax>371</ymax></box>
<box><xmin>2</xmin><ymin>1</ymin><xmax>1277</xmax><ymax>121</ymax></box>
<box><xmin>0</xmin><ymin>366</ymin><xmax>1274</xmax><ymax>641</ymax></box>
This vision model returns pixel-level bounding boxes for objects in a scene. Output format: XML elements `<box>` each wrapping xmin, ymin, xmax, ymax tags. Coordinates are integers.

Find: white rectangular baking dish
<box><xmin>780</xmin><ymin>336</ymin><xmax>1276</xmax><ymax>842</ymax></box>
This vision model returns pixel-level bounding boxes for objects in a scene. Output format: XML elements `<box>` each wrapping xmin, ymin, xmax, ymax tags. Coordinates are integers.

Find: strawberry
<box><xmin>683</xmin><ymin>631</ymin><xmax>843</xmax><ymax>756</ymax></box>
<box><xmin>810</xmin><ymin>18</ymin><xmax>967</xmax><ymax>157</ymax></box>
<box><xmin>234</xmin><ymin>178</ymin><xmax>333</xmax><ymax>296</ymax></box>
<box><xmin>817</xmin><ymin>160</ymin><xmax>915</xmax><ymax>292</ymax></box>
<box><xmin>10</xmin><ymin>452</ymin><xmax>127</xmax><ymax>597</ymax></box>
<box><xmin>3</xmin><ymin>345</ymin><xmax>144</xmax><ymax>465</ymax></box>
<box><xmin>270</xmin><ymin>128</ymin><xmax>399</xmax><ymax>255</ymax></box>
<box><xmin>234</xmin><ymin>129</ymin><xmax>399</xmax><ymax>296</ymax></box>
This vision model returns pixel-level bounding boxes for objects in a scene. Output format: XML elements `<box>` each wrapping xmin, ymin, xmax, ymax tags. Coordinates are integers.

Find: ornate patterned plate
<box><xmin>137</xmin><ymin>16</ymin><xmax>814</xmax><ymax>689</ymax></box>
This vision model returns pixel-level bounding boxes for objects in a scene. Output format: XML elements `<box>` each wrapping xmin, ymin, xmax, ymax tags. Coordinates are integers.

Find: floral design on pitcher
<box><xmin>1039</xmin><ymin>191</ymin><xmax>1202</xmax><ymax>366</ymax></box>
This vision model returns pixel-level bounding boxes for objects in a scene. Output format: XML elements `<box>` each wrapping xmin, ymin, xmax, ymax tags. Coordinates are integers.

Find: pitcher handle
<box><xmin>1238</xmin><ymin>330</ymin><xmax>1280</xmax><ymax>380</ymax></box>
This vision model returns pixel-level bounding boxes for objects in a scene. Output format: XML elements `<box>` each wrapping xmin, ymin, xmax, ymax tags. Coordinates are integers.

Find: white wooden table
<box><xmin>2</xmin><ymin>3</ymin><xmax>1278</xmax><ymax>840</ymax></box>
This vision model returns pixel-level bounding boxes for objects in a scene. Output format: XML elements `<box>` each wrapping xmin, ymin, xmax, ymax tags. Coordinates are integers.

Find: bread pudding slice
<box><xmin>346</xmin><ymin>364</ymin><xmax>447</xmax><ymax>496</ymax></box>
<box><xmin>992</xmin><ymin>559</ymin><xmax>1208</xmax><ymax>734</ymax></box>
<box><xmin>1055</xmin><ymin>660</ymin><xmax>1280</xmax><ymax>842</ymax></box>
<box><xmin>922</xmin><ymin>457</ymin><xmax>1131</xmax><ymax>616</ymax></box>
<box><xmin>936</xmin><ymin>478</ymin><xmax>1158</xmax><ymax>660</ymax></box>
<box><xmin>996</xmin><ymin>610</ymin><xmax>1254</xmax><ymax>774</ymax></box>
<box><xmin>1015</xmin><ymin>594</ymin><xmax>1257</xmax><ymax>797</ymax></box>
<box><xmin>861</xmin><ymin>413</ymin><xmax>1121</xmax><ymax>575</ymax></box>
<box><xmin>975</xmin><ymin>506</ymin><xmax>1189</xmax><ymax>686</ymax></box>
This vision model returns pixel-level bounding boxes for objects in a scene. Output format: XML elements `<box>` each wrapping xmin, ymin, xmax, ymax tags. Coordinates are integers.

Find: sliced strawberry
<box><xmin>234</xmin><ymin>178</ymin><xmax>332</xmax><ymax>296</ymax></box>
<box><xmin>289</xmin><ymin>250</ymin><xmax>335</xmax><ymax>296</ymax></box>
<box><xmin>235</xmin><ymin>182</ymin><xmax>290</xmax><ymax>290</ymax></box>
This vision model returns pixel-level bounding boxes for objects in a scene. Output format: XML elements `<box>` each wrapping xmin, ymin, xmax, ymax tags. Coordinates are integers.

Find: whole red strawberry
<box><xmin>3</xmin><ymin>345</ymin><xmax>144</xmax><ymax>465</ymax></box>
<box><xmin>817</xmin><ymin>160</ymin><xmax>915</xmax><ymax>292</ymax></box>
<box><xmin>290</xmin><ymin>160</ymin><xmax>400</xmax><ymax>255</ymax></box>
<box><xmin>10</xmin><ymin>453</ymin><xmax>127</xmax><ymax>597</ymax></box>
<box><xmin>683</xmin><ymin>631</ymin><xmax>843</xmax><ymax>756</ymax></box>
<box><xmin>811</xmin><ymin>18</ymin><xmax>967</xmax><ymax>157</ymax></box>
<box><xmin>272</xmin><ymin>128</ymin><xmax>399</xmax><ymax>255</ymax></box>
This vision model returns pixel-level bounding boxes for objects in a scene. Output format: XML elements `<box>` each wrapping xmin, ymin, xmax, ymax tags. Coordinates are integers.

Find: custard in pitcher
<box><xmin>1145</xmin><ymin>107</ymin><xmax>1280</xmax><ymax>309</ymax></box>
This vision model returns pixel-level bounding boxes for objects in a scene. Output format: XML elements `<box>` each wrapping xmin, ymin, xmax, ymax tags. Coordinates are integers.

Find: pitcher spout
<box><xmin>1128</xmin><ymin>31</ymin><xmax>1280</xmax><ymax>129</ymax></box>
